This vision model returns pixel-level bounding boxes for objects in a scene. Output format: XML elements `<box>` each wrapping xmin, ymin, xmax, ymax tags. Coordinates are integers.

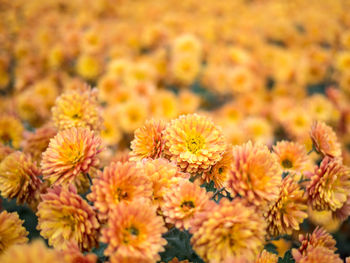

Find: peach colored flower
<box><xmin>255</xmin><ymin>250</ymin><xmax>278</xmax><ymax>263</ymax></box>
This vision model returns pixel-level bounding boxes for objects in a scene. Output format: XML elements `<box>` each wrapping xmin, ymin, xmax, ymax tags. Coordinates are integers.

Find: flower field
<box><xmin>1</xmin><ymin>0</ymin><xmax>350</xmax><ymax>262</ymax></box>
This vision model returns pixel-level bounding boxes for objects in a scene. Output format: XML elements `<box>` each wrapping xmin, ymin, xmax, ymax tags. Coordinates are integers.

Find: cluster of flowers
<box><xmin>1</xmin><ymin>0</ymin><xmax>350</xmax><ymax>262</ymax></box>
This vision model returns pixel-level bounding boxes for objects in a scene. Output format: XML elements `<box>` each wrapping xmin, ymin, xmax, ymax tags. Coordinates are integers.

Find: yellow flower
<box><xmin>264</xmin><ymin>176</ymin><xmax>308</xmax><ymax>237</ymax></box>
<box><xmin>225</xmin><ymin>141</ymin><xmax>282</xmax><ymax>207</ymax></box>
<box><xmin>272</xmin><ymin>141</ymin><xmax>309</xmax><ymax>174</ymax></box>
<box><xmin>172</xmin><ymin>34</ymin><xmax>202</xmax><ymax>58</ymax></box>
<box><xmin>0</xmin><ymin>144</ymin><xmax>13</xmax><ymax>163</ymax></box>
<box><xmin>307</xmin><ymin>157</ymin><xmax>350</xmax><ymax>211</ymax></box>
<box><xmin>243</xmin><ymin>117</ymin><xmax>273</xmax><ymax>146</ymax></box>
<box><xmin>76</xmin><ymin>54</ymin><xmax>101</xmax><ymax>80</ymax></box>
<box><xmin>310</xmin><ymin>121</ymin><xmax>341</xmax><ymax>158</ymax></box>
<box><xmin>37</xmin><ymin>185</ymin><xmax>100</xmax><ymax>251</ymax></box>
<box><xmin>0</xmin><ymin>114</ymin><xmax>24</xmax><ymax>149</ymax></box>
<box><xmin>0</xmin><ymin>152</ymin><xmax>42</xmax><ymax>209</ymax></box>
<box><xmin>118</xmin><ymin>101</ymin><xmax>148</xmax><ymax>133</ymax></box>
<box><xmin>101</xmin><ymin>199</ymin><xmax>167</xmax><ymax>262</ymax></box>
<box><xmin>163</xmin><ymin>114</ymin><xmax>226</xmax><ymax>173</ymax></box>
<box><xmin>190</xmin><ymin>199</ymin><xmax>266</xmax><ymax>262</ymax></box>
<box><xmin>162</xmin><ymin>180</ymin><xmax>213</xmax><ymax>230</ymax></box>
<box><xmin>41</xmin><ymin>127</ymin><xmax>103</xmax><ymax>185</ymax></box>
<box><xmin>0</xmin><ymin>240</ymin><xmax>64</xmax><ymax>263</ymax></box>
<box><xmin>88</xmin><ymin>161</ymin><xmax>153</xmax><ymax>221</ymax></box>
<box><xmin>52</xmin><ymin>87</ymin><xmax>103</xmax><ymax>131</ymax></box>
<box><xmin>255</xmin><ymin>250</ymin><xmax>279</xmax><ymax>263</ymax></box>
<box><xmin>0</xmin><ymin>211</ymin><xmax>28</xmax><ymax>254</ymax></box>
<box><xmin>139</xmin><ymin>158</ymin><xmax>189</xmax><ymax>209</ymax></box>
<box><xmin>130</xmin><ymin>119</ymin><xmax>167</xmax><ymax>161</ymax></box>
<box><xmin>171</xmin><ymin>55</ymin><xmax>201</xmax><ymax>85</ymax></box>
<box><xmin>150</xmin><ymin>90</ymin><xmax>179</xmax><ymax>120</ymax></box>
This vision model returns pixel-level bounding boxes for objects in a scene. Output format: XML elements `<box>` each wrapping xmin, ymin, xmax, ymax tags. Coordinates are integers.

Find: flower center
<box><xmin>281</xmin><ymin>159</ymin><xmax>293</xmax><ymax>169</ymax></box>
<box><xmin>181</xmin><ymin>200</ymin><xmax>195</xmax><ymax>212</ymax></box>
<box><xmin>115</xmin><ymin>188</ymin><xmax>128</xmax><ymax>202</ymax></box>
<box><xmin>186</xmin><ymin>133</ymin><xmax>204</xmax><ymax>154</ymax></box>
<box><xmin>123</xmin><ymin>225</ymin><xmax>139</xmax><ymax>244</ymax></box>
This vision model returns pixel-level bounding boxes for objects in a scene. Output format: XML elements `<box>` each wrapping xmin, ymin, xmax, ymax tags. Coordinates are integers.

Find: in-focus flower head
<box><xmin>0</xmin><ymin>114</ymin><xmax>24</xmax><ymax>149</ymax></box>
<box><xmin>0</xmin><ymin>240</ymin><xmax>64</xmax><ymax>263</ymax></box>
<box><xmin>202</xmin><ymin>145</ymin><xmax>233</xmax><ymax>189</ymax></box>
<box><xmin>41</xmin><ymin>127</ymin><xmax>103</xmax><ymax>185</ymax></box>
<box><xmin>101</xmin><ymin>199</ymin><xmax>167</xmax><ymax>262</ymax></box>
<box><xmin>307</xmin><ymin>157</ymin><xmax>350</xmax><ymax>211</ymax></box>
<box><xmin>37</xmin><ymin>185</ymin><xmax>100</xmax><ymax>251</ymax></box>
<box><xmin>130</xmin><ymin>119</ymin><xmax>167</xmax><ymax>161</ymax></box>
<box><xmin>0</xmin><ymin>211</ymin><xmax>28</xmax><ymax>254</ymax></box>
<box><xmin>292</xmin><ymin>227</ymin><xmax>337</xmax><ymax>262</ymax></box>
<box><xmin>255</xmin><ymin>250</ymin><xmax>279</xmax><ymax>263</ymax></box>
<box><xmin>22</xmin><ymin>125</ymin><xmax>57</xmax><ymax>163</ymax></box>
<box><xmin>310</xmin><ymin>121</ymin><xmax>341</xmax><ymax>158</ymax></box>
<box><xmin>139</xmin><ymin>158</ymin><xmax>189</xmax><ymax>209</ymax></box>
<box><xmin>88</xmin><ymin>161</ymin><xmax>153</xmax><ymax>221</ymax></box>
<box><xmin>298</xmin><ymin>246</ymin><xmax>342</xmax><ymax>263</ymax></box>
<box><xmin>190</xmin><ymin>199</ymin><xmax>266</xmax><ymax>262</ymax></box>
<box><xmin>264</xmin><ymin>176</ymin><xmax>308</xmax><ymax>237</ymax></box>
<box><xmin>0</xmin><ymin>151</ymin><xmax>42</xmax><ymax>208</ymax></box>
<box><xmin>52</xmin><ymin>86</ymin><xmax>103</xmax><ymax>131</ymax></box>
<box><xmin>163</xmin><ymin>114</ymin><xmax>226</xmax><ymax>173</ymax></box>
<box><xmin>162</xmin><ymin>180</ymin><xmax>213</xmax><ymax>230</ymax></box>
<box><xmin>225</xmin><ymin>141</ymin><xmax>282</xmax><ymax>207</ymax></box>
<box><xmin>273</xmin><ymin>141</ymin><xmax>309</xmax><ymax>174</ymax></box>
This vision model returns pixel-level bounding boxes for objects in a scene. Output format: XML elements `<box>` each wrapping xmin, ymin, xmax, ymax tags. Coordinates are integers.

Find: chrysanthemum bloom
<box><xmin>110</xmin><ymin>253</ymin><xmax>154</xmax><ymax>263</ymax></box>
<box><xmin>22</xmin><ymin>125</ymin><xmax>57</xmax><ymax>163</ymax></box>
<box><xmin>190</xmin><ymin>199</ymin><xmax>266</xmax><ymax>262</ymax></box>
<box><xmin>139</xmin><ymin>158</ymin><xmax>189</xmax><ymax>209</ymax></box>
<box><xmin>0</xmin><ymin>152</ymin><xmax>42</xmax><ymax>208</ymax></box>
<box><xmin>41</xmin><ymin>127</ymin><xmax>103</xmax><ymax>185</ymax></box>
<box><xmin>310</xmin><ymin>121</ymin><xmax>341</xmax><ymax>158</ymax></box>
<box><xmin>0</xmin><ymin>144</ymin><xmax>13</xmax><ymax>162</ymax></box>
<box><xmin>162</xmin><ymin>180</ymin><xmax>213</xmax><ymax>230</ymax></box>
<box><xmin>63</xmin><ymin>241</ymin><xmax>97</xmax><ymax>263</ymax></box>
<box><xmin>130</xmin><ymin>119</ymin><xmax>167</xmax><ymax>161</ymax></box>
<box><xmin>264</xmin><ymin>176</ymin><xmax>308</xmax><ymax>237</ymax></box>
<box><xmin>273</xmin><ymin>141</ymin><xmax>309</xmax><ymax>174</ymax></box>
<box><xmin>225</xmin><ymin>141</ymin><xmax>282</xmax><ymax>207</ymax></box>
<box><xmin>0</xmin><ymin>211</ymin><xmax>28</xmax><ymax>254</ymax></box>
<box><xmin>255</xmin><ymin>250</ymin><xmax>278</xmax><ymax>263</ymax></box>
<box><xmin>52</xmin><ymin>87</ymin><xmax>102</xmax><ymax>131</ymax></box>
<box><xmin>0</xmin><ymin>240</ymin><xmax>64</xmax><ymax>263</ymax></box>
<box><xmin>88</xmin><ymin>161</ymin><xmax>153</xmax><ymax>221</ymax></box>
<box><xmin>165</xmin><ymin>257</ymin><xmax>191</xmax><ymax>263</ymax></box>
<box><xmin>0</xmin><ymin>114</ymin><xmax>24</xmax><ymax>149</ymax></box>
<box><xmin>37</xmin><ymin>185</ymin><xmax>100</xmax><ymax>251</ymax></box>
<box><xmin>292</xmin><ymin>227</ymin><xmax>336</xmax><ymax>261</ymax></box>
<box><xmin>163</xmin><ymin>114</ymin><xmax>226</xmax><ymax>173</ymax></box>
<box><xmin>101</xmin><ymin>199</ymin><xmax>167</xmax><ymax>262</ymax></box>
<box><xmin>298</xmin><ymin>247</ymin><xmax>342</xmax><ymax>263</ymax></box>
<box><xmin>306</xmin><ymin>157</ymin><xmax>350</xmax><ymax>211</ymax></box>
<box><xmin>202</xmin><ymin>146</ymin><xmax>233</xmax><ymax>189</ymax></box>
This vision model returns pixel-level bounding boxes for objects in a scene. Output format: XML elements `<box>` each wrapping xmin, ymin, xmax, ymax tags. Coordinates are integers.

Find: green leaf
<box><xmin>278</xmin><ymin>250</ymin><xmax>295</xmax><ymax>263</ymax></box>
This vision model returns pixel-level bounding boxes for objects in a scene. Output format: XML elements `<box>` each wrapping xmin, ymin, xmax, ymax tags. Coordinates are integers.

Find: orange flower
<box><xmin>306</xmin><ymin>157</ymin><xmax>350</xmax><ymax>211</ymax></box>
<box><xmin>139</xmin><ymin>158</ymin><xmax>189</xmax><ymax>209</ymax></box>
<box><xmin>0</xmin><ymin>240</ymin><xmax>64</xmax><ymax>263</ymax></box>
<box><xmin>52</xmin><ymin>87</ymin><xmax>102</xmax><ymax>131</ymax></box>
<box><xmin>22</xmin><ymin>125</ymin><xmax>57</xmax><ymax>163</ymax></box>
<box><xmin>163</xmin><ymin>114</ymin><xmax>226</xmax><ymax>173</ymax></box>
<box><xmin>332</xmin><ymin>195</ymin><xmax>350</xmax><ymax>222</ymax></box>
<box><xmin>292</xmin><ymin>227</ymin><xmax>336</xmax><ymax>262</ymax></box>
<box><xmin>299</xmin><ymin>247</ymin><xmax>342</xmax><ymax>263</ymax></box>
<box><xmin>88</xmin><ymin>161</ymin><xmax>153</xmax><ymax>221</ymax></box>
<box><xmin>264</xmin><ymin>176</ymin><xmax>308</xmax><ymax>236</ymax></box>
<box><xmin>62</xmin><ymin>241</ymin><xmax>97</xmax><ymax>263</ymax></box>
<box><xmin>202</xmin><ymin>145</ymin><xmax>233</xmax><ymax>189</ymax></box>
<box><xmin>162</xmin><ymin>180</ymin><xmax>213</xmax><ymax>230</ymax></box>
<box><xmin>130</xmin><ymin>119</ymin><xmax>167</xmax><ymax>161</ymax></box>
<box><xmin>0</xmin><ymin>211</ymin><xmax>28</xmax><ymax>254</ymax></box>
<box><xmin>272</xmin><ymin>141</ymin><xmax>309</xmax><ymax>174</ymax></box>
<box><xmin>255</xmin><ymin>250</ymin><xmax>278</xmax><ymax>263</ymax></box>
<box><xmin>37</xmin><ymin>185</ymin><xmax>99</xmax><ymax>251</ymax></box>
<box><xmin>0</xmin><ymin>151</ymin><xmax>42</xmax><ymax>209</ymax></box>
<box><xmin>41</xmin><ymin>127</ymin><xmax>103</xmax><ymax>185</ymax></box>
<box><xmin>101</xmin><ymin>199</ymin><xmax>167</xmax><ymax>262</ymax></box>
<box><xmin>190</xmin><ymin>199</ymin><xmax>266</xmax><ymax>262</ymax></box>
<box><xmin>310</xmin><ymin>121</ymin><xmax>341</xmax><ymax>158</ymax></box>
<box><xmin>225</xmin><ymin>141</ymin><xmax>282</xmax><ymax>207</ymax></box>
<box><xmin>0</xmin><ymin>144</ymin><xmax>13</xmax><ymax>162</ymax></box>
